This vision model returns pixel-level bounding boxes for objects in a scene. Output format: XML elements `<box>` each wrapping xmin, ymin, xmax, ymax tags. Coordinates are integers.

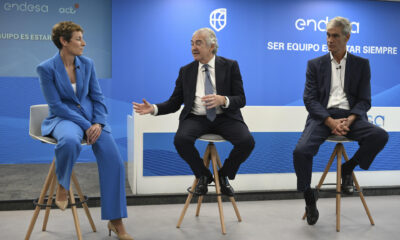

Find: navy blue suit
<box><xmin>156</xmin><ymin>56</ymin><xmax>255</xmax><ymax>179</ymax></box>
<box><xmin>37</xmin><ymin>52</ymin><xmax>127</xmax><ymax>220</ymax></box>
<box><xmin>293</xmin><ymin>53</ymin><xmax>388</xmax><ymax>191</ymax></box>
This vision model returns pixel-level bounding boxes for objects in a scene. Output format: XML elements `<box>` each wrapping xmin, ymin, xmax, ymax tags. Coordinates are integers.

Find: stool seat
<box><xmin>198</xmin><ymin>134</ymin><xmax>226</xmax><ymax>142</ymax></box>
<box><xmin>31</xmin><ymin>135</ymin><xmax>87</xmax><ymax>145</ymax></box>
<box><xmin>28</xmin><ymin>104</ymin><xmax>87</xmax><ymax>146</ymax></box>
<box><xmin>326</xmin><ymin>135</ymin><xmax>353</xmax><ymax>143</ymax></box>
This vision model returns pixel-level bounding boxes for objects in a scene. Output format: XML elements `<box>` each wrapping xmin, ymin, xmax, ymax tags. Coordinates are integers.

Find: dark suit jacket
<box><xmin>37</xmin><ymin>52</ymin><xmax>110</xmax><ymax>136</ymax></box>
<box><xmin>303</xmin><ymin>52</ymin><xmax>371</xmax><ymax>123</ymax></box>
<box><xmin>156</xmin><ymin>56</ymin><xmax>246</xmax><ymax>122</ymax></box>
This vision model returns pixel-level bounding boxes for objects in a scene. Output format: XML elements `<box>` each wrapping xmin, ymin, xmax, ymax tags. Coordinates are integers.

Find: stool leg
<box><xmin>211</xmin><ymin>145</ymin><xmax>226</xmax><ymax>235</ymax></box>
<box><xmin>176</xmin><ymin>178</ymin><xmax>198</xmax><ymax>228</ymax></box>
<box><xmin>317</xmin><ymin>147</ymin><xmax>338</xmax><ymax>190</ymax></box>
<box><xmin>71</xmin><ymin>172</ymin><xmax>97</xmax><ymax>232</ymax></box>
<box><xmin>195</xmin><ymin>196</ymin><xmax>203</xmax><ymax>217</ymax></box>
<box><xmin>42</xmin><ymin>169</ymin><xmax>57</xmax><ymax>231</ymax></box>
<box><xmin>302</xmin><ymin>146</ymin><xmax>338</xmax><ymax>220</ymax></box>
<box><xmin>229</xmin><ymin>197</ymin><xmax>242</xmax><ymax>222</ymax></box>
<box><xmin>195</xmin><ymin>144</ymin><xmax>212</xmax><ymax>216</ymax></box>
<box><xmin>342</xmin><ymin>149</ymin><xmax>375</xmax><ymax>225</ymax></box>
<box><xmin>352</xmin><ymin>174</ymin><xmax>375</xmax><ymax>225</ymax></box>
<box><xmin>25</xmin><ymin>158</ymin><xmax>56</xmax><ymax>240</ymax></box>
<box><xmin>214</xmin><ymin>148</ymin><xmax>242</xmax><ymax>222</ymax></box>
<box><xmin>69</xmin><ymin>184</ymin><xmax>83</xmax><ymax>240</ymax></box>
<box><xmin>336</xmin><ymin>144</ymin><xmax>343</xmax><ymax>232</ymax></box>
<box><xmin>177</xmin><ymin>144</ymin><xmax>212</xmax><ymax>228</ymax></box>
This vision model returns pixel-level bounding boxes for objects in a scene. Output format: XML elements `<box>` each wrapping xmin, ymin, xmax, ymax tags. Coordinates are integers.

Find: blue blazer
<box><xmin>303</xmin><ymin>52</ymin><xmax>371</xmax><ymax>123</ymax></box>
<box><xmin>37</xmin><ymin>52</ymin><xmax>110</xmax><ymax>136</ymax></box>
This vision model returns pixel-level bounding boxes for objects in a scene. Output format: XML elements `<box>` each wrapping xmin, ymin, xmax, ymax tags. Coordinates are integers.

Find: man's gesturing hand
<box><xmin>133</xmin><ymin>98</ymin><xmax>155</xmax><ymax>115</ymax></box>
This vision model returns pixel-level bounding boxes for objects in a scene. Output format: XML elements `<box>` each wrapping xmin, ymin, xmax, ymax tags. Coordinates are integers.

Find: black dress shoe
<box><xmin>304</xmin><ymin>188</ymin><xmax>319</xmax><ymax>225</ymax></box>
<box><xmin>341</xmin><ymin>172</ymin><xmax>354</xmax><ymax>195</ymax></box>
<box><xmin>218</xmin><ymin>175</ymin><xmax>234</xmax><ymax>196</ymax></box>
<box><xmin>194</xmin><ymin>175</ymin><xmax>213</xmax><ymax>196</ymax></box>
<box><xmin>305</xmin><ymin>204</ymin><xmax>319</xmax><ymax>225</ymax></box>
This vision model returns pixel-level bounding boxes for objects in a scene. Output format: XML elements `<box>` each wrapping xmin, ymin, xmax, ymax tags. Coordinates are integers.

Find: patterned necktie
<box><xmin>203</xmin><ymin>64</ymin><xmax>216</xmax><ymax>121</ymax></box>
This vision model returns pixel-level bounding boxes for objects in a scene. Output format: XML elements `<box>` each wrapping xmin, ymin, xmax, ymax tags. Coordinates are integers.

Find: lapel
<box><xmin>54</xmin><ymin>53</ymin><xmax>80</xmax><ymax>104</ymax></box>
<box><xmin>74</xmin><ymin>56</ymin><xmax>85</xmax><ymax>100</ymax></box>
<box><xmin>320</xmin><ymin>53</ymin><xmax>331</xmax><ymax>99</ymax></box>
<box><xmin>188</xmin><ymin>61</ymin><xmax>198</xmax><ymax>98</ymax></box>
<box><xmin>344</xmin><ymin>53</ymin><xmax>352</xmax><ymax>93</ymax></box>
<box><xmin>215</xmin><ymin>56</ymin><xmax>225</xmax><ymax>94</ymax></box>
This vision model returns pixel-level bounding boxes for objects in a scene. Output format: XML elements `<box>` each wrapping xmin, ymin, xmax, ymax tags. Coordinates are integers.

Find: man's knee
<box><xmin>379</xmin><ymin>129</ymin><xmax>389</xmax><ymax>143</ymax></box>
<box><xmin>293</xmin><ymin>144</ymin><xmax>308</xmax><ymax>162</ymax></box>
<box><xmin>174</xmin><ymin>133</ymin><xmax>193</xmax><ymax>149</ymax></box>
<box><xmin>246</xmin><ymin>135</ymin><xmax>255</xmax><ymax>151</ymax></box>
<box><xmin>235</xmin><ymin>134</ymin><xmax>255</xmax><ymax>152</ymax></box>
<box><xmin>371</xmin><ymin>128</ymin><xmax>389</xmax><ymax>147</ymax></box>
<box><xmin>381</xmin><ymin>130</ymin><xmax>389</xmax><ymax>145</ymax></box>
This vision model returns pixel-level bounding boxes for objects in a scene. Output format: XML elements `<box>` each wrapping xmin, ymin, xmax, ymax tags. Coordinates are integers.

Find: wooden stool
<box><xmin>176</xmin><ymin>134</ymin><xmax>242</xmax><ymax>235</ymax></box>
<box><xmin>25</xmin><ymin>104</ymin><xmax>96</xmax><ymax>240</ymax></box>
<box><xmin>302</xmin><ymin>135</ymin><xmax>374</xmax><ymax>232</ymax></box>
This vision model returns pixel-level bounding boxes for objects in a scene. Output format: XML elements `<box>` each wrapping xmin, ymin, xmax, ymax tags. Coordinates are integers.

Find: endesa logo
<box><xmin>295</xmin><ymin>16</ymin><xmax>360</xmax><ymax>34</ymax></box>
<box><xmin>3</xmin><ymin>2</ymin><xmax>48</xmax><ymax>13</ymax></box>
<box><xmin>59</xmin><ymin>3</ymin><xmax>79</xmax><ymax>14</ymax></box>
<box><xmin>368</xmin><ymin>114</ymin><xmax>385</xmax><ymax>127</ymax></box>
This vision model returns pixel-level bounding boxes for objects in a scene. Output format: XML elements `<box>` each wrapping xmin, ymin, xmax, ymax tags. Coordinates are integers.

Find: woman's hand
<box><xmin>86</xmin><ymin>123</ymin><xmax>102</xmax><ymax>144</ymax></box>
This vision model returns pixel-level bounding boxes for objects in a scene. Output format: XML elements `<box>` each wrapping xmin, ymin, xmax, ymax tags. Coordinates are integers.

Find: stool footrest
<box><xmin>186</xmin><ymin>186</ymin><xmax>224</xmax><ymax>196</ymax></box>
<box><xmin>318</xmin><ymin>183</ymin><xmax>361</xmax><ymax>194</ymax></box>
<box><xmin>33</xmin><ymin>194</ymin><xmax>89</xmax><ymax>208</ymax></box>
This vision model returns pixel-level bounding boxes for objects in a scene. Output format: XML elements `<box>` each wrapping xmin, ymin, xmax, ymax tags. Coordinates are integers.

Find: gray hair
<box><xmin>193</xmin><ymin>28</ymin><xmax>218</xmax><ymax>54</ymax></box>
<box><xmin>327</xmin><ymin>16</ymin><xmax>352</xmax><ymax>36</ymax></box>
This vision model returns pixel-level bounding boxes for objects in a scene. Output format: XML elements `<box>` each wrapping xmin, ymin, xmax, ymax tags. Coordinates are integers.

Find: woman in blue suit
<box><xmin>37</xmin><ymin>21</ymin><xmax>133</xmax><ymax>240</ymax></box>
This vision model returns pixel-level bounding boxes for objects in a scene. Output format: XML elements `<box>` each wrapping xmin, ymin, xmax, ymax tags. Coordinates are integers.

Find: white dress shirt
<box><xmin>71</xmin><ymin>83</ymin><xmax>77</xmax><ymax>94</ymax></box>
<box><xmin>192</xmin><ymin>55</ymin><xmax>227</xmax><ymax>115</ymax></box>
<box><xmin>152</xmin><ymin>55</ymin><xmax>229</xmax><ymax>116</ymax></box>
<box><xmin>327</xmin><ymin>52</ymin><xmax>350</xmax><ymax>110</ymax></box>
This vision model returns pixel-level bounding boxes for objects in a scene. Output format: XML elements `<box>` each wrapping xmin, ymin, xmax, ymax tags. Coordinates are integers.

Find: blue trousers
<box><xmin>52</xmin><ymin>120</ymin><xmax>127</xmax><ymax>220</ymax></box>
<box><xmin>293</xmin><ymin>109</ymin><xmax>389</xmax><ymax>192</ymax></box>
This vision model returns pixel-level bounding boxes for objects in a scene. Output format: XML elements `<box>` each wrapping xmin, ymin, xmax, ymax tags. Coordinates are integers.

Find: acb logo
<box><xmin>59</xmin><ymin>3</ymin><xmax>79</xmax><ymax>14</ymax></box>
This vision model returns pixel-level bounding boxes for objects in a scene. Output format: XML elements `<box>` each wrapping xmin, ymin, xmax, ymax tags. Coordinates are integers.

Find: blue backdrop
<box><xmin>0</xmin><ymin>0</ymin><xmax>399</xmax><ymax>177</ymax></box>
<box><xmin>0</xmin><ymin>0</ymin><xmax>111</xmax><ymax>78</ymax></box>
<box><xmin>113</xmin><ymin>0</ymin><xmax>400</xmax><ymax>107</ymax></box>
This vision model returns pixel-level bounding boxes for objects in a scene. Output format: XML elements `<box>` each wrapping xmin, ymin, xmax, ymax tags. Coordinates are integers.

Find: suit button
<box><xmin>77</xmin><ymin>105</ymin><xmax>81</xmax><ymax>108</ymax></box>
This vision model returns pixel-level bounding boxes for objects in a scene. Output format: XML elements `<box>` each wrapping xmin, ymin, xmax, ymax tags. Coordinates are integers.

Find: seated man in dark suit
<box><xmin>293</xmin><ymin>16</ymin><xmax>388</xmax><ymax>225</ymax></box>
<box><xmin>133</xmin><ymin>28</ymin><xmax>255</xmax><ymax>196</ymax></box>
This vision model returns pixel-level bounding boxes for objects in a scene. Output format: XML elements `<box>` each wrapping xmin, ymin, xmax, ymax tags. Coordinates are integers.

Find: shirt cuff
<box><xmin>152</xmin><ymin>104</ymin><xmax>158</xmax><ymax>115</ymax></box>
<box><xmin>222</xmin><ymin>96</ymin><xmax>230</xmax><ymax>108</ymax></box>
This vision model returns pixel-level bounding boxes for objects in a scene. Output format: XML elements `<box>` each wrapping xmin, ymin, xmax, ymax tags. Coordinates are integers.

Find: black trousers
<box><xmin>174</xmin><ymin>113</ymin><xmax>255</xmax><ymax>179</ymax></box>
<box><xmin>293</xmin><ymin>108</ymin><xmax>389</xmax><ymax>192</ymax></box>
